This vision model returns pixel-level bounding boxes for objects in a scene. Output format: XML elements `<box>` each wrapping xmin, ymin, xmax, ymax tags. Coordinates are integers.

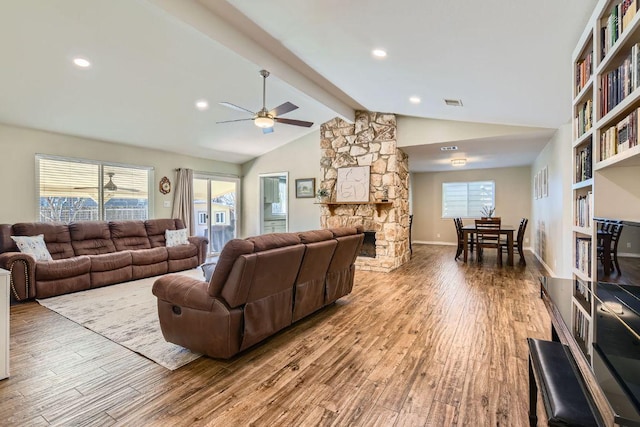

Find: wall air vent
<box><xmin>440</xmin><ymin>146</ymin><xmax>459</xmax><ymax>151</ymax></box>
<box><xmin>444</xmin><ymin>99</ymin><xmax>463</xmax><ymax>107</ymax></box>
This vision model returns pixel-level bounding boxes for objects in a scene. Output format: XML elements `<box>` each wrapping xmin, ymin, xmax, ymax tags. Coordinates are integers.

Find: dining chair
<box><xmin>501</xmin><ymin>218</ymin><xmax>528</xmax><ymax>265</ymax></box>
<box><xmin>453</xmin><ymin>217</ymin><xmax>473</xmax><ymax>260</ymax></box>
<box><xmin>475</xmin><ymin>218</ymin><xmax>502</xmax><ymax>265</ymax></box>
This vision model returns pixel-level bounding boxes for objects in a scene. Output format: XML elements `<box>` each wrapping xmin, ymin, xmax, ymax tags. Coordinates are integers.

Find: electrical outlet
<box><xmin>163</xmin><ymin>200</ymin><xmax>171</xmax><ymax>208</ymax></box>
<box><xmin>627</xmin><ymin>242</ymin><xmax>632</xmax><ymax>248</ymax></box>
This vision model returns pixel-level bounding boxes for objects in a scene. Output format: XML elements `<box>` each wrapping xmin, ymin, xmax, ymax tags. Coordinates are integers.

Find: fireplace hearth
<box><xmin>360</xmin><ymin>231</ymin><xmax>376</xmax><ymax>258</ymax></box>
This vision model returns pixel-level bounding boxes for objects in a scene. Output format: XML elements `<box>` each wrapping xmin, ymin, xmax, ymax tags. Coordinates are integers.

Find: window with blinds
<box><xmin>37</xmin><ymin>155</ymin><xmax>152</xmax><ymax>223</ymax></box>
<box><xmin>442</xmin><ymin>181</ymin><xmax>495</xmax><ymax>218</ymax></box>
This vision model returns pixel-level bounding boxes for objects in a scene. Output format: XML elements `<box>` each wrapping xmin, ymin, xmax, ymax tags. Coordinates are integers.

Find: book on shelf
<box><xmin>573</xmin><ymin>306</ymin><xmax>591</xmax><ymax>355</ymax></box>
<box><xmin>600</xmin><ymin>43</ymin><xmax>640</xmax><ymax>117</ymax></box>
<box><xmin>575</xmin><ymin>99</ymin><xmax>592</xmax><ymax>137</ymax></box>
<box><xmin>575</xmin><ymin>191</ymin><xmax>593</xmax><ymax>228</ymax></box>
<box><xmin>575</xmin><ymin>237</ymin><xmax>592</xmax><ymax>278</ymax></box>
<box><xmin>600</xmin><ymin>106</ymin><xmax>640</xmax><ymax>160</ymax></box>
<box><xmin>574</xmin><ymin>278</ymin><xmax>592</xmax><ymax>305</ymax></box>
<box><xmin>622</xmin><ymin>0</ymin><xmax>638</xmax><ymax>32</ymax></box>
<box><xmin>576</xmin><ymin>51</ymin><xmax>593</xmax><ymax>94</ymax></box>
<box><xmin>575</xmin><ymin>143</ymin><xmax>592</xmax><ymax>181</ymax></box>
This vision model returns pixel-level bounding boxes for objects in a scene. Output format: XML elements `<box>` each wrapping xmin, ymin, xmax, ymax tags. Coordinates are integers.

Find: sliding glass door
<box><xmin>193</xmin><ymin>174</ymin><xmax>240</xmax><ymax>256</ymax></box>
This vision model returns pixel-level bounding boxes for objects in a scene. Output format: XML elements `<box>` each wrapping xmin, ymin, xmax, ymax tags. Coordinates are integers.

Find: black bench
<box><xmin>528</xmin><ymin>338</ymin><xmax>599</xmax><ymax>426</ymax></box>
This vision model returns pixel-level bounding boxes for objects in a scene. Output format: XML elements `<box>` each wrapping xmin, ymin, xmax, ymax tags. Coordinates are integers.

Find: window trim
<box><xmin>35</xmin><ymin>154</ymin><xmax>154</xmax><ymax>221</ymax></box>
<box><xmin>441</xmin><ymin>180</ymin><xmax>495</xmax><ymax>219</ymax></box>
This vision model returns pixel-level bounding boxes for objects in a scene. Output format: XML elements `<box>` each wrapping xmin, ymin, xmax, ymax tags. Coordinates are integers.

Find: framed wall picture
<box><xmin>534</xmin><ymin>171</ymin><xmax>540</xmax><ymax>199</ymax></box>
<box><xmin>295</xmin><ymin>178</ymin><xmax>315</xmax><ymax>198</ymax></box>
<box><xmin>336</xmin><ymin>166</ymin><xmax>370</xmax><ymax>202</ymax></box>
<box><xmin>542</xmin><ymin>166</ymin><xmax>548</xmax><ymax>197</ymax></box>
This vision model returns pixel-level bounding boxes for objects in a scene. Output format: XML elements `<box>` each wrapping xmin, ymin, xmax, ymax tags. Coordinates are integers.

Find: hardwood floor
<box><xmin>1</xmin><ymin>244</ymin><xmax>551</xmax><ymax>426</ymax></box>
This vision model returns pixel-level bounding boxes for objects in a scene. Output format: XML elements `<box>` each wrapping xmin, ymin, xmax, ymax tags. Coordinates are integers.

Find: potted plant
<box><xmin>316</xmin><ymin>188</ymin><xmax>330</xmax><ymax>203</ymax></box>
<box><xmin>481</xmin><ymin>206</ymin><xmax>495</xmax><ymax>218</ymax></box>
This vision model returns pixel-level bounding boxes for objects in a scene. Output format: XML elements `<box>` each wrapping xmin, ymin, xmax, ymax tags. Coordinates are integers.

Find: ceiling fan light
<box><xmin>255</xmin><ymin>116</ymin><xmax>274</xmax><ymax>128</ymax></box>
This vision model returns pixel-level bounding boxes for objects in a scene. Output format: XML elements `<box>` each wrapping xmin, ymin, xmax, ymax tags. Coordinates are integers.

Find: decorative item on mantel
<box><xmin>481</xmin><ymin>205</ymin><xmax>495</xmax><ymax>218</ymax></box>
<box><xmin>316</xmin><ymin>188</ymin><xmax>330</xmax><ymax>203</ymax></box>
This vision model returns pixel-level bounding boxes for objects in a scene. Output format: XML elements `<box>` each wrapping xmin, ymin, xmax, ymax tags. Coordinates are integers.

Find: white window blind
<box><xmin>442</xmin><ymin>181</ymin><xmax>495</xmax><ymax>218</ymax></box>
<box><xmin>37</xmin><ymin>155</ymin><xmax>152</xmax><ymax>223</ymax></box>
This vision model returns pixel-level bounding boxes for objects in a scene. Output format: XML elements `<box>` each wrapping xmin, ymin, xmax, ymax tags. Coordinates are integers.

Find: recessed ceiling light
<box><xmin>372</xmin><ymin>49</ymin><xmax>387</xmax><ymax>58</ymax></box>
<box><xmin>451</xmin><ymin>158</ymin><xmax>467</xmax><ymax>167</ymax></box>
<box><xmin>195</xmin><ymin>99</ymin><xmax>209</xmax><ymax>111</ymax></box>
<box><xmin>72</xmin><ymin>57</ymin><xmax>91</xmax><ymax>68</ymax></box>
<box><xmin>444</xmin><ymin>98</ymin><xmax>463</xmax><ymax>107</ymax></box>
<box><xmin>409</xmin><ymin>96</ymin><xmax>421</xmax><ymax>104</ymax></box>
<box><xmin>440</xmin><ymin>146</ymin><xmax>458</xmax><ymax>151</ymax></box>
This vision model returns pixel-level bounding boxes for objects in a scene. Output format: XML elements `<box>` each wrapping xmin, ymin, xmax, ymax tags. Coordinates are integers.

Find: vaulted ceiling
<box><xmin>0</xmin><ymin>0</ymin><xmax>597</xmax><ymax>170</ymax></box>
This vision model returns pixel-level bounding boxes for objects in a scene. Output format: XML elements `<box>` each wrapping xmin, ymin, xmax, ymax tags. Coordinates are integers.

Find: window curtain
<box><xmin>172</xmin><ymin>168</ymin><xmax>194</xmax><ymax>235</ymax></box>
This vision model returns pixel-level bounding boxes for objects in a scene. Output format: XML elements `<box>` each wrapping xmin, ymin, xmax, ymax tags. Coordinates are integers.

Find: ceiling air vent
<box><xmin>444</xmin><ymin>99</ymin><xmax>463</xmax><ymax>107</ymax></box>
<box><xmin>440</xmin><ymin>146</ymin><xmax>458</xmax><ymax>151</ymax></box>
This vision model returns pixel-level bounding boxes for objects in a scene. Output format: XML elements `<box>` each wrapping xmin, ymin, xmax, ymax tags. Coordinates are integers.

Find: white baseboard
<box><xmin>532</xmin><ymin>251</ymin><xmax>555</xmax><ymax>277</ymax></box>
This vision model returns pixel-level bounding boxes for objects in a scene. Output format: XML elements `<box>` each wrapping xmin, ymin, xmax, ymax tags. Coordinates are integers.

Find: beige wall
<box><xmin>531</xmin><ymin>124</ymin><xmax>573</xmax><ymax>277</ymax></box>
<box><xmin>241</xmin><ymin>130</ymin><xmax>321</xmax><ymax>237</ymax></box>
<box><xmin>0</xmin><ymin>123</ymin><xmax>240</xmax><ymax>224</ymax></box>
<box><xmin>411</xmin><ymin>166</ymin><xmax>532</xmax><ymax>245</ymax></box>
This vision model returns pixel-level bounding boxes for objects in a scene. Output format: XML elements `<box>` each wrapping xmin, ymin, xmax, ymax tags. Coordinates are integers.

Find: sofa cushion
<box><xmin>11</xmin><ymin>234</ymin><xmax>53</xmax><ymax>261</ymax></box>
<box><xmin>35</xmin><ymin>256</ymin><xmax>91</xmax><ymax>281</ymax></box>
<box><xmin>69</xmin><ymin>221</ymin><xmax>116</xmax><ymax>255</ymax></box>
<box><xmin>110</xmin><ymin>221</ymin><xmax>151</xmax><ymax>251</ymax></box>
<box><xmin>13</xmin><ymin>222</ymin><xmax>74</xmax><ymax>259</ymax></box>
<box><xmin>145</xmin><ymin>218</ymin><xmax>176</xmax><ymax>247</ymax></box>
<box><xmin>130</xmin><ymin>247</ymin><xmax>168</xmax><ymax>265</ymax></box>
<box><xmin>246</xmin><ymin>233</ymin><xmax>301</xmax><ymax>252</ymax></box>
<box><xmin>328</xmin><ymin>226</ymin><xmax>360</xmax><ymax>238</ymax></box>
<box><xmin>89</xmin><ymin>251</ymin><xmax>132</xmax><ymax>272</ymax></box>
<box><xmin>167</xmin><ymin>243</ymin><xmax>198</xmax><ymax>260</ymax></box>
<box><xmin>297</xmin><ymin>229</ymin><xmax>333</xmax><ymax>244</ymax></box>
<box><xmin>208</xmin><ymin>239</ymin><xmax>254</xmax><ymax>297</ymax></box>
<box><xmin>165</xmin><ymin>229</ymin><xmax>189</xmax><ymax>247</ymax></box>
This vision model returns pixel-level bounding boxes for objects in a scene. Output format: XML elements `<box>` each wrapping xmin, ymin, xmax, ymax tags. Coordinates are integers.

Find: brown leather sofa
<box><xmin>152</xmin><ymin>226</ymin><xmax>364</xmax><ymax>359</ymax></box>
<box><xmin>0</xmin><ymin>219</ymin><xmax>207</xmax><ymax>300</ymax></box>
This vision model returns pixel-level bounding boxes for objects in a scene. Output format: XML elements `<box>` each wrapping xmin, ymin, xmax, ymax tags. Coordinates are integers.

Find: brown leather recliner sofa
<box><xmin>0</xmin><ymin>219</ymin><xmax>208</xmax><ymax>300</ymax></box>
<box><xmin>152</xmin><ymin>226</ymin><xmax>364</xmax><ymax>359</ymax></box>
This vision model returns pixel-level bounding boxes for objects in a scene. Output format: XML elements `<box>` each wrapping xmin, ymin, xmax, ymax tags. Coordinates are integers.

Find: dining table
<box><xmin>461</xmin><ymin>223</ymin><xmax>515</xmax><ymax>266</ymax></box>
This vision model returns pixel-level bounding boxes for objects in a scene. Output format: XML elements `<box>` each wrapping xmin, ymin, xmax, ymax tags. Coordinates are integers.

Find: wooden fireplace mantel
<box><xmin>315</xmin><ymin>201</ymin><xmax>392</xmax><ymax>215</ymax></box>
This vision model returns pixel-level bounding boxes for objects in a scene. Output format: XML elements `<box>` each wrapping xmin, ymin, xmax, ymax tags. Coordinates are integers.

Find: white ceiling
<box><xmin>0</xmin><ymin>0</ymin><xmax>597</xmax><ymax>171</ymax></box>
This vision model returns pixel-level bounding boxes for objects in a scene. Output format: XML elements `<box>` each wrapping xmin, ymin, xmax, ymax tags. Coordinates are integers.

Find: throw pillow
<box><xmin>165</xmin><ymin>228</ymin><xmax>189</xmax><ymax>247</ymax></box>
<box><xmin>11</xmin><ymin>234</ymin><xmax>53</xmax><ymax>261</ymax></box>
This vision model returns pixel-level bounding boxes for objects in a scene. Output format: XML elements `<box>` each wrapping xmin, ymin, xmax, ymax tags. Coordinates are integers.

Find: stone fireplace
<box><xmin>319</xmin><ymin>111</ymin><xmax>410</xmax><ymax>272</ymax></box>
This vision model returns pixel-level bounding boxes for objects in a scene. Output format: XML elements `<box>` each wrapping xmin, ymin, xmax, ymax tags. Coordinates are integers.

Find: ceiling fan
<box><xmin>74</xmin><ymin>172</ymin><xmax>140</xmax><ymax>193</ymax></box>
<box><xmin>217</xmin><ymin>69</ymin><xmax>314</xmax><ymax>134</ymax></box>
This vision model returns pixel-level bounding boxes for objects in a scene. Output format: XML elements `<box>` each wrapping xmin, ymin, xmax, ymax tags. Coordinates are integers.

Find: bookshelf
<box><xmin>572</xmin><ymin>0</ymin><xmax>640</xmax><ymax>284</ymax></box>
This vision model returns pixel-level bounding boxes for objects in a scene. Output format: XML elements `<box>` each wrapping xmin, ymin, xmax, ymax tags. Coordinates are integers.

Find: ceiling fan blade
<box><xmin>219</xmin><ymin>102</ymin><xmax>255</xmax><ymax>115</ymax></box>
<box><xmin>216</xmin><ymin>118</ymin><xmax>255</xmax><ymax>124</ymax></box>
<box><xmin>262</xmin><ymin>126</ymin><xmax>274</xmax><ymax>135</ymax></box>
<box><xmin>269</xmin><ymin>101</ymin><xmax>298</xmax><ymax>117</ymax></box>
<box><xmin>275</xmin><ymin>117</ymin><xmax>314</xmax><ymax>128</ymax></box>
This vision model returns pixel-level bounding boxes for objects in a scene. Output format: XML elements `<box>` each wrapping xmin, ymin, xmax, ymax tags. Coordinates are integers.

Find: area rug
<box><xmin>37</xmin><ymin>269</ymin><xmax>204</xmax><ymax>370</ymax></box>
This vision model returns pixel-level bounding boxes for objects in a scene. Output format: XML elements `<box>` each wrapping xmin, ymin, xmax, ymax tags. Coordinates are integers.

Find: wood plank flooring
<box><xmin>0</xmin><ymin>244</ymin><xmax>551</xmax><ymax>426</ymax></box>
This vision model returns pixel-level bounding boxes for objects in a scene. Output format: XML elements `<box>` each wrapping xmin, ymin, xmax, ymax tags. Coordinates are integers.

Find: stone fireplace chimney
<box><xmin>319</xmin><ymin>111</ymin><xmax>410</xmax><ymax>272</ymax></box>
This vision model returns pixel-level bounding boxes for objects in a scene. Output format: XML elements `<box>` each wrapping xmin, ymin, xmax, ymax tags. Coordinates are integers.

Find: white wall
<box><xmin>531</xmin><ymin>123</ymin><xmax>573</xmax><ymax>278</ymax></box>
<box><xmin>0</xmin><ymin>123</ymin><xmax>240</xmax><ymax>224</ymax></box>
<box><xmin>411</xmin><ymin>166</ymin><xmax>532</xmax><ymax>245</ymax></box>
<box><xmin>241</xmin><ymin>130</ymin><xmax>321</xmax><ymax>237</ymax></box>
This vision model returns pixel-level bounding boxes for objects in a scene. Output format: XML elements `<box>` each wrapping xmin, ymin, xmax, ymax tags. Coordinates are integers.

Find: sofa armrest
<box><xmin>0</xmin><ymin>252</ymin><xmax>36</xmax><ymax>300</ymax></box>
<box><xmin>188</xmin><ymin>236</ymin><xmax>209</xmax><ymax>265</ymax></box>
<box><xmin>152</xmin><ymin>274</ymin><xmax>218</xmax><ymax>311</ymax></box>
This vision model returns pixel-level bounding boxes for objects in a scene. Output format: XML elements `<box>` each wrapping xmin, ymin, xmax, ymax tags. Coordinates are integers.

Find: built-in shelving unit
<box><xmin>572</xmin><ymin>0</ymin><xmax>640</xmax><ymax>284</ymax></box>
